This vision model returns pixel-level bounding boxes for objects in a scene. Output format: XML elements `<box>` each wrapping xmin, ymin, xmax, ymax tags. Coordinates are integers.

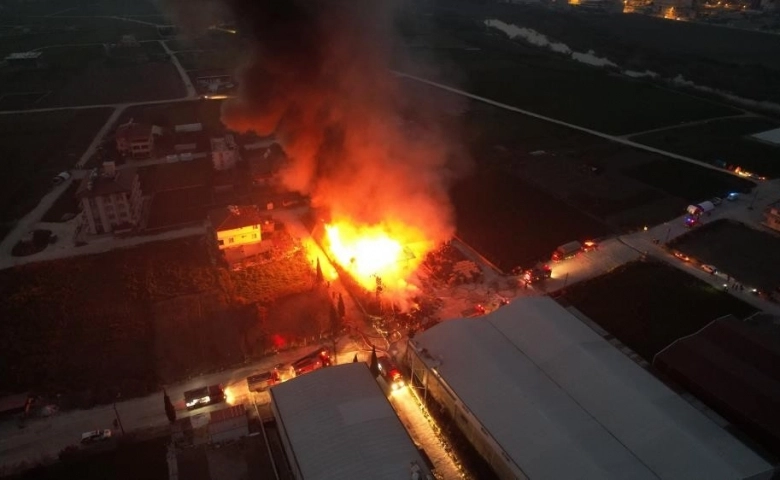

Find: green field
<box><xmin>0</xmin><ymin>43</ymin><xmax>185</xmax><ymax>110</ymax></box>
<box><xmin>449</xmin><ymin>1</ymin><xmax>780</xmax><ymax>104</ymax></box>
<box><xmin>631</xmin><ymin>116</ymin><xmax>780</xmax><ymax>178</ymax></box>
<box><xmin>0</xmin><ymin>235</ymin><xmax>318</xmax><ymax>402</ymax></box>
<box><xmin>562</xmin><ymin>261</ymin><xmax>757</xmax><ymax>360</ymax></box>
<box><xmin>0</xmin><ymin>108</ymin><xmax>113</xmax><ymax>236</ymax></box>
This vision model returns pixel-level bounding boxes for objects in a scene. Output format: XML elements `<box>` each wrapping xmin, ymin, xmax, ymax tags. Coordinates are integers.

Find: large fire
<box><xmin>321</xmin><ymin>219</ymin><xmax>433</xmax><ymax>296</ymax></box>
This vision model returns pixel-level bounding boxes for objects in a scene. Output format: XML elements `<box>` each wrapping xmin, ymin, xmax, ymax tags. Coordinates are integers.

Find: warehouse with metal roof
<box><xmin>407</xmin><ymin>296</ymin><xmax>774</xmax><ymax>480</ymax></box>
<box><xmin>270</xmin><ymin>362</ymin><xmax>431</xmax><ymax>480</ymax></box>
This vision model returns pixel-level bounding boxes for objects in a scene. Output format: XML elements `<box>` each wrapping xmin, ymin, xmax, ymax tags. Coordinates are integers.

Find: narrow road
<box><xmin>393</xmin><ymin>71</ymin><xmax>753</xmax><ymax>180</ymax></box>
<box><xmin>76</xmin><ymin>106</ymin><xmax>122</xmax><ymax>167</ymax></box>
<box><xmin>617</xmin><ymin>112</ymin><xmax>756</xmax><ymax>139</ymax></box>
<box><xmin>159</xmin><ymin>40</ymin><xmax>198</xmax><ymax>98</ymax></box>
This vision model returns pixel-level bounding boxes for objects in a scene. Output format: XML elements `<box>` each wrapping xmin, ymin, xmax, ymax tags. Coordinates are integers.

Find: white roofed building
<box><xmin>407</xmin><ymin>296</ymin><xmax>774</xmax><ymax>480</ymax></box>
<box><xmin>270</xmin><ymin>362</ymin><xmax>432</xmax><ymax>480</ymax></box>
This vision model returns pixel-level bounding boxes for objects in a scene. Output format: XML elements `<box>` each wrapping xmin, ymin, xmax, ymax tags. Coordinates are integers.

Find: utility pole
<box><xmin>563</xmin><ymin>272</ymin><xmax>569</xmax><ymax>289</ymax></box>
<box><xmin>748</xmin><ymin>188</ymin><xmax>759</xmax><ymax>210</ymax></box>
<box><xmin>664</xmin><ymin>226</ymin><xmax>672</xmax><ymax>244</ymax></box>
<box><xmin>113</xmin><ymin>396</ymin><xmax>125</xmax><ymax>435</ymax></box>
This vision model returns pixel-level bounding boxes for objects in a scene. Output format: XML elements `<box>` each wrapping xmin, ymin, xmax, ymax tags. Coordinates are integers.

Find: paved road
<box><xmin>159</xmin><ymin>40</ymin><xmax>197</xmax><ymax>98</ymax></box>
<box><xmin>543</xmin><ymin>179</ymin><xmax>780</xmax><ymax>315</ymax></box>
<box><xmin>617</xmin><ymin>112</ymin><xmax>757</xmax><ymax>139</ymax></box>
<box><xmin>393</xmin><ymin>71</ymin><xmax>755</xmax><ymax>179</ymax></box>
<box><xmin>0</xmin><ymin>346</ymin><xmax>333</xmax><ymax>471</ymax></box>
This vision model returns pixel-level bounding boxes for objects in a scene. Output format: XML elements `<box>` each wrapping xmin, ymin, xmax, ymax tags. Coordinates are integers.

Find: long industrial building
<box><xmin>407</xmin><ymin>296</ymin><xmax>774</xmax><ymax>480</ymax></box>
<box><xmin>270</xmin><ymin>362</ymin><xmax>432</xmax><ymax>480</ymax></box>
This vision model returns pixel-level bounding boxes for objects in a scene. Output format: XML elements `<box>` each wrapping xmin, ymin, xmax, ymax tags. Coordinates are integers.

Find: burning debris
<box><xmin>170</xmin><ymin>0</ymin><xmax>468</xmax><ymax>299</ymax></box>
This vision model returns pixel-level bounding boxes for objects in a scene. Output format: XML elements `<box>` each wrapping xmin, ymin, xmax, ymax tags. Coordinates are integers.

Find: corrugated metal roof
<box><xmin>752</xmin><ymin>127</ymin><xmax>780</xmax><ymax>146</ymax></box>
<box><xmin>411</xmin><ymin>296</ymin><xmax>773</xmax><ymax>480</ymax></box>
<box><xmin>270</xmin><ymin>363</ymin><xmax>430</xmax><ymax>480</ymax></box>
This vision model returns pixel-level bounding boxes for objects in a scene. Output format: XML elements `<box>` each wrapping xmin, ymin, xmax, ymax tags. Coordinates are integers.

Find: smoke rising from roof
<box><xmin>172</xmin><ymin>0</ymin><xmax>468</xmax><ymax>244</ymax></box>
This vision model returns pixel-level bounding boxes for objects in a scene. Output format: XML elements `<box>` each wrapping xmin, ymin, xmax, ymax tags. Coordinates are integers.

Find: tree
<box><xmin>315</xmin><ymin>258</ymin><xmax>323</xmax><ymax>284</ymax></box>
<box><xmin>369</xmin><ymin>346</ymin><xmax>379</xmax><ymax>378</ymax></box>
<box><xmin>337</xmin><ymin>293</ymin><xmax>345</xmax><ymax>319</ymax></box>
<box><xmin>164</xmin><ymin>390</ymin><xmax>176</xmax><ymax>424</ymax></box>
<box><xmin>353</xmin><ymin>353</ymin><xmax>358</xmax><ymax>363</ymax></box>
<box><xmin>329</xmin><ymin>303</ymin><xmax>340</xmax><ymax>334</ymax></box>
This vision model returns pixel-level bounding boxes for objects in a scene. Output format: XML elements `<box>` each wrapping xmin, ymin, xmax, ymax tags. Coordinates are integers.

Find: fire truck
<box><xmin>292</xmin><ymin>346</ymin><xmax>333</xmax><ymax>377</ymax></box>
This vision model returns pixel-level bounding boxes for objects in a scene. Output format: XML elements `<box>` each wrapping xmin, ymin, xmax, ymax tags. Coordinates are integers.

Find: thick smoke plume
<box><xmin>216</xmin><ymin>0</ymin><xmax>465</xmax><ymax>244</ymax></box>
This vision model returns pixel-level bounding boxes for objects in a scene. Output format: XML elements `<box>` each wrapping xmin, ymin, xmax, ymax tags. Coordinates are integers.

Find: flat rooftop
<box><xmin>270</xmin><ymin>363</ymin><xmax>430</xmax><ymax>480</ymax></box>
<box><xmin>411</xmin><ymin>296</ymin><xmax>773</xmax><ymax>480</ymax></box>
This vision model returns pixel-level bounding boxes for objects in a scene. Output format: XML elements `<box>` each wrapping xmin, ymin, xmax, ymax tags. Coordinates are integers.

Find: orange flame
<box><xmin>321</xmin><ymin>219</ymin><xmax>433</xmax><ymax>297</ymax></box>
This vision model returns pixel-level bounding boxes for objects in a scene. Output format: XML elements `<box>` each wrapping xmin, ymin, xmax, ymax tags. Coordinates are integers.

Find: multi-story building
<box><xmin>765</xmin><ymin>200</ymin><xmax>780</xmax><ymax>233</ymax></box>
<box><xmin>115</xmin><ymin>121</ymin><xmax>154</xmax><ymax>159</ymax></box>
<box><xmin>208</xmin><ymin>205</ymin><xmax>262</xmax><ymax>250</ymax></box>
<box><xmin>76</xmin><ymin>163</ymin><xmax>144</xmax><ymax>235</ymax></box>
<box><xmin>211</xmin><ymin>134</ymin><xmax>240</xmax><ymax>171</ymax></box>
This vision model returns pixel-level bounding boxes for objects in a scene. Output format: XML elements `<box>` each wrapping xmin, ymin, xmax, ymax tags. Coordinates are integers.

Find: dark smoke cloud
<box><xmin>169</xmin><ymin>0</ymin><xmax>468</xmax><ymax>241</ymax></box>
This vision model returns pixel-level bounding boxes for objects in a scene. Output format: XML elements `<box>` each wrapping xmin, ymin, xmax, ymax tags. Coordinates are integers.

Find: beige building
<box><xmin>211</xmin><ymin>134</ymin><xmax>240</xmax><ymax>171</ymax></box>
<box><xmin>208</xmin><ymin>205</ymin><xmax>262</xmax><ymax>250</ymax></box>
<box><xmin>764</xmin><ymin>201</ymin><xmax>780</xmax><ymax>232</ymax></box>
<box><xmin>115</xmin><ymin>121</ymin><xmax>154</xmax><ymax>159</ymax></box>
<box><xmin>77</xmin><ymin>163</ymin><xmax>143</xmax><ymax>235</ymax></box>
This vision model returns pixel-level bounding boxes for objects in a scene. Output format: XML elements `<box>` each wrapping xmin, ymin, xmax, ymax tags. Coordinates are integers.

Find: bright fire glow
<box><xmin>321</xmin><ymin>219</ymin><xmax>433</xmax><ymax>296</ymax></box>
<box><xmin>224</xmin><ymin>386</ymin><xmax>238</xmax><ymax>406</ymax></box>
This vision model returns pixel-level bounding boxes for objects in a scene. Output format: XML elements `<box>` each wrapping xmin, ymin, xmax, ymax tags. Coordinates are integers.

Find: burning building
<box><xmin>166</xmin><ymin>0</ymin><xmax>469</xmax><ymax>300</ymax></box>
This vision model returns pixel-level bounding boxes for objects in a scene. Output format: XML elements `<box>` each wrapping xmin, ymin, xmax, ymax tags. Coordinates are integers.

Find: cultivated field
<box><xmin>631</xmin><ymin>117</ymin><xmax>780</xmax><ymax>178</ymax></box>
<box><xmin>444</xmin><ymin>95</ymin><xmax>754</xmax><ymax>269</ymax></box>
<box><xmin>0</xmin><ymin>42</ymin><xmax>184</xmax><ymax>110</ymax></box>
<box><xmin>0</xmin><ymin>108</ymin><xmax>113</xmax><ymax>237</ymax></box>
<box><xmin>7</xmin><ymin>436</ymin><xmax>168</xmax><ymax>480</ymax></box>
<box><xmin>669</xmin><ymin>220</ymin><xmax>780</xmax><ymax>292</ymax></box>
<box><xmin>430</xmin><ymin>1</ymin><xmax>780</xmax><ymax>105</ymax></box>
<box><xmin>562</xmin><ymin>260</ymin><xmax>757</xmax><ymax>360</ymax></box>
<box><xmin>395</xmin><ymin>11</ymin><xmax>740</xmax><ymax>135</ymax></box>
<box><xmin>0</xmin><ymin>235</ymin><xmax>318</xmax><ymax>402</ymax></box>
<box><xmin>451</xmin><ymin>165</ymin><xmax>611</xmax><ymax>271</ymax></box>
<box><xmin>0</xmin><ymin>0</ymin><xmax>162</xmax><ymax>19</ymax></box>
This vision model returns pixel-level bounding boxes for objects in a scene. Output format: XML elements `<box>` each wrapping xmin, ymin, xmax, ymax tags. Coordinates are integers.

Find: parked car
<box><xmin>727</xmin><ymin>192</ymin><xmax>739</xmax><ymax>201</ymax></box>
<box><xmin>701</xmin><ymin>264</ymin><xmax>717</xmax><ymax>274</ymax></box>
<box><xmin>81</xmin><ymin>429</ymin><xmax>111</xmax><ymax>444</ymax></box>
<box><xmin>711</xmin><ymin>197</ymin><xmax>722</xmax><ymax>206</ymax></box>
<box><xmin>184</xmin><ymin>385</ymin><xmax>226</xmax><ymax>410</ymax></box>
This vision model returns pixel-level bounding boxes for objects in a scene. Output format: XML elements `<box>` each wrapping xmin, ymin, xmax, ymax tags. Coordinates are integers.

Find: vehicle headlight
<box><xmin>204</xmin><ymin>396</ymin><xmax>211</xmax><ymax>403</ymax></box>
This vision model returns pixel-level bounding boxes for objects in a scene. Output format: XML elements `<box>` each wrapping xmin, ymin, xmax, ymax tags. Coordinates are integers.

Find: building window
<box><xmin>218</xmin><ymin>239</ymin><xmax>224</xmax><ymax>246</ymax></box>
<box><xmin>228</xmin><ymin>238</ymin><xmax>234</xmax><ymax>244</ymax></box>
<box><xmin>252</xmin><ymin>233</ymin><xmax>258</xmax><ymax>239</ymax></box>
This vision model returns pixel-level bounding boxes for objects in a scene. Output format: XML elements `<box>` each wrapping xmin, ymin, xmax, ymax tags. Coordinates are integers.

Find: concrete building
<box><xmin>208</xmin><ymin>404</ymin><xmax>249</xmax><ymax>444</ymax></box>
<box><xmin>76</xmin><ymin>163</ymin><xmax>143</xmax><ymax>235</ymax></box>
<box><xmin>115</xmin><ymin>121</ymin><xmax>154</xmax><ymax>159</ymax></box>
<box><xmin>211</xmin><ymin>134</ymin><xmax>240</xmax><ymax>171</ymax></box>
<box><xmin>764</xmin><ymin>200</ymin><xmax>780</xmax><ymax>233</ymax></box>
<box><xmin>407</xmin><ymin>296</ymin><xmax>774</xmax><ymax>480</ymax></box>
<box><xmin>270</xmin><ymin>362</ymin><xmax>432</xmax><ymax>480</ymax></box>
<box><xmin>208</xmin><ymin>205</ymin><xmax>262</xmax><ymax>250</ymax></box>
